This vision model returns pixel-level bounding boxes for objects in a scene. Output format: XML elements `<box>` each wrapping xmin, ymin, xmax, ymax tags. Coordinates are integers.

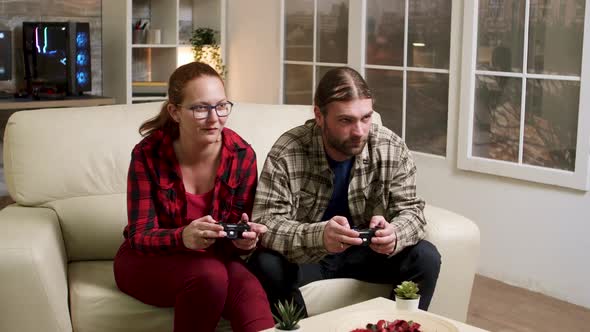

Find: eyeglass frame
<box><xmin>175</xmin><ymin>101</ymin><xmax>234</xmax><ymax>119</ymax></box>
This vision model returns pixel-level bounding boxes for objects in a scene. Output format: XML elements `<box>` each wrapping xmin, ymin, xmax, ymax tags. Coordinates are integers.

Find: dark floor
<box><xmin>0</xmin><ymin>195</ymin><xmax>13</xmax><ymax>209</ymax></box>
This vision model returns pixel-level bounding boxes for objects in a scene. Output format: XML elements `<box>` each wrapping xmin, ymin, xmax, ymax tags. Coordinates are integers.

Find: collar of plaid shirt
<box><xmin>155</xmin><ymin>127</ymin><xmax>250</xmax><ymax>188</ymax></box>
<box><xmin>298</xmin><ymin>120</ymin><xmax>384</xmax><ymax>227</ymax></box>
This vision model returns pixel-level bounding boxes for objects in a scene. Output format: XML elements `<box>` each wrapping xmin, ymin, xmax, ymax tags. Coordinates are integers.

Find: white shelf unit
<box><xmin>102</xmin><ymin>0</ymin><xmax>226</xmax><ymax>104</ymax></box>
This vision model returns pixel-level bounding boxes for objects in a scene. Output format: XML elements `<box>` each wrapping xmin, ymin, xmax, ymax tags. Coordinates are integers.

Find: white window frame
<box><xmin>279</xmin><ymin>0</ymin><xmax>353</xmax><ymax>104</ymax></box>
<box><xmin>360</xmin><ymin>0</ymin><xmax>453</xmax><ymax>158</ymax></box>
<box><xmin>458</xmin><ymin>0</ymin><xmax>590</xmax><ymax>191</ymax></box>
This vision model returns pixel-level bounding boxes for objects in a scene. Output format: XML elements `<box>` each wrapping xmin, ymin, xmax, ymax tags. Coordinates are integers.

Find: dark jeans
<box><xmin>247</xmin><ymin>240</ymin><xmax>441</xmax><ymax>318</ymax></box>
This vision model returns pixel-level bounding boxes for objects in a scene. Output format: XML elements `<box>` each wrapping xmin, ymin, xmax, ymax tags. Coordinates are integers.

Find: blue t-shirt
<box><xmin>321</xmin><ymin>155</ymin><xmax>354</xmax><ymax>224</ymax></box>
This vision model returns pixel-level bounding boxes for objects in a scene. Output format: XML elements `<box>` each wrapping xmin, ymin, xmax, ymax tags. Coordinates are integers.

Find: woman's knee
<box><xmin>181</xmin><ymin>257</ymin><xmax>229</xmax><ymax>296</ymax></box>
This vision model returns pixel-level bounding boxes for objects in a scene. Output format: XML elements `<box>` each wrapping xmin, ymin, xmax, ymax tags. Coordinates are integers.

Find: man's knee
<box><xmin>411</xmin><ymin>240</ymin><xmax>442</xmax><ymax>276</ymax></box>
<box><xmin>248</xmin><ymin>249</ymin><xmax>299</xmax><ymax>290</ymax></box>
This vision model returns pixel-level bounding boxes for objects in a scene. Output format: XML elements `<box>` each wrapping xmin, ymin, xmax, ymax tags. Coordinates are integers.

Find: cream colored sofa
<box><xmin>0</xmin><ymin>102</ymin><xmax>480</xmax><ymax>332</ymax></box>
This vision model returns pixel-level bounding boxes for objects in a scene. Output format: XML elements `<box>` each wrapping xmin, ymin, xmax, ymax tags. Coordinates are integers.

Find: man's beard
<box><xmin>322</xmin><ymin>120</ymin><xmax>368</xmax><ymax>159</ymax></box>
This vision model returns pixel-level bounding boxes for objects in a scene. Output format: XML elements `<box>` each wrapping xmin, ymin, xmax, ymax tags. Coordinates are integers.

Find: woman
<box><xmin>114</xmin><ymin>62</ymin><xmax>275</xmax><ymax>332</ymax></box>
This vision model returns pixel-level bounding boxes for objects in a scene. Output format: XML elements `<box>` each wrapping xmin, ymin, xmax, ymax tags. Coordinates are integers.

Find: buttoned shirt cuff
<box><xmin>176</xmin><ymin>226</ymin><xmax>194</xmax><ymax>252</ymax></box>
<box><xmin>387</xmin><ymin>228</ymin><xmax>400</xmax><ymax>258</ymax></box>
<box><xmin>308</xmin><ymin>221</ymin><xmax>329</xmax><ymax>258</ymax></box>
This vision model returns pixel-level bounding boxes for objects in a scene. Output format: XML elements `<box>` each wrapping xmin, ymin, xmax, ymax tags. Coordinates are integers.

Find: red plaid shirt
<box><xmin>124</xmin><ymin>127</ymin><xmax>258</xmax><ymax>254</ymax></box>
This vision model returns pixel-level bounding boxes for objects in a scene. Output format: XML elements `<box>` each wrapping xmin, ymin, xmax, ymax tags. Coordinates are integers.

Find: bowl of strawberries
<box><xmin>351</xmin><ymin>319</ymin><xmax>423</xmax><ymax>332</ymax></box>
<box><xmin>331</xmin><ymin>309</ymin><xmax>458</xmax><ymax>332</ymax></box>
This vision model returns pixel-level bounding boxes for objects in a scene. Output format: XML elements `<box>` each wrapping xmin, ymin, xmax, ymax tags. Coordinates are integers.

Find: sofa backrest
<box><xmin>2</xmin><ymin>102</ymin><xmax>325</xmax><ymax>261</ymax></box>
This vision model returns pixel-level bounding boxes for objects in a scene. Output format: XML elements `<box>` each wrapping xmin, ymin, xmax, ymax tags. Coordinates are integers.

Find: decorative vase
<box><xmin>395</xmin><ymin>296</ymin><xmax>420</xmax><ymax>311</ymax></box>
<box><xmin>275</xmin><ymin>324</ymin><xmax>301</xmax><ymax>332</ymax></box>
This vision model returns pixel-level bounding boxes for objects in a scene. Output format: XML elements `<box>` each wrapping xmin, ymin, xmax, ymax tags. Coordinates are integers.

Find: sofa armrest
<box><xmin>0</xmin><ymin>205</ymin><xmax>72</xmax><ymax>332</ymax></box>
<box><xmin>424</xmin><ymin>205</ymin><xmax>480</xmax><ymax>322</ymax></box>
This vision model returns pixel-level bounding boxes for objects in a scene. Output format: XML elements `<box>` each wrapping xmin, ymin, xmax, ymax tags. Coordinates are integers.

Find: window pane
<box><xmin>317</xmin><ymin>0</ymin><xmax>348</xmax><ymax>63</ymax></box>
<box><xmin>285</xmin><ymin>0</ymin><xmax>314</xmax><ymax>61</ymax></box>
<box><xmin>523</xmin><ymin>79</ymin><xmax>579</xmax><ymax>171</ymax></box>
<box><xmin>473</xmin><ymin>75</ymin><xmax>522</xmax><ymax>162</ymax></box>
<box><xmin>284</xmin><ymin>64</ymin><xmax>313</xmax><ymax>105</ymax></box>
<box><xmin>407</xmin><ymin>1</ymin><xmax>452</xmax><ymax>69</ymax></box>
<box><xmin>477</xmin><ymin>0</ymin><xmax>525</xmax><ymax>72</ymax></box>
<box><xmin>527</xmin><ymin>0</ymin><xmax>585</xmax><ymax>76</ymax></box>
<box><xmin>316</xmin><ymin>65</ymin><xmax>338</xmax><ymax>89</ymax></box>
<box><xmin>365</xmin><ymin>69</ymin><xmax>403</xmax><ymax>136</ymax></box>
<box><xmin>179</xmin><ymin>0</ymin><xmax>193</xmax><ymax>44</ymax></box>
<box><xmin>365</xmin><ymin>0</ymin><xmax>404</xmax><ymax>66</ymax></box>
<box><xmin>406</xmin><ymin>72</ymin><xmax>448</xmax><ymax>155</ymax></box>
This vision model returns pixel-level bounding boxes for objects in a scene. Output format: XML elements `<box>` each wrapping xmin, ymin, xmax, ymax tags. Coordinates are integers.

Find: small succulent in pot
<box><xmin>394</xmin><ymin>281</ymin><xmax>420</xmax><ymax>311</ymax></box>
<box><xmin>273</xmin><ymin>298</ymin><xmax>304</xmax><ymax>331</ymax></box>
<box><xmin>394</xmin><ymin>281</ymin><xmax>420</xmax><ymax>300</ymax></box>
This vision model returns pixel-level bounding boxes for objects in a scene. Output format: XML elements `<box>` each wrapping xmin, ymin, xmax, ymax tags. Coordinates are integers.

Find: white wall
<box><xmin>225</xmin><ymin>0</ymin><xmax>590</xmax><ymax>309</ymax></box>
<box><xmin>415</xmin><ymin>154</ymin><xmax>590</xmax><ymax>309</ymax></box>
<box><xmin>226</xmin><ymin>0</ymin><xmax>281</xmax><ymax>103</ymax></box>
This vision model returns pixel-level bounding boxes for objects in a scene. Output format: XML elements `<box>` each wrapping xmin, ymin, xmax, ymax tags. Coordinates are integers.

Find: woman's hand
<box><xmin>232</xmin><ymin>213</ymin><xmax>268</xmax><ymax>251</ymax></box>
<box><xmin>182</xmin><ymin>215</ymin><xmax>226</xmax><ymax>250</ymax></box>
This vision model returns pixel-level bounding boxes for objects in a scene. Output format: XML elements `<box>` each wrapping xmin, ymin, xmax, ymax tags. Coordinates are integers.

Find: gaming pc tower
<box><xmin>22</xmin><ymin>22</ymin><xmax>92</xmax><ymax>98</ymax></box>
<box><xmin>0</xmin><ymin>30</ymin><xmax>11</xmax><ymax>81</ymax></box>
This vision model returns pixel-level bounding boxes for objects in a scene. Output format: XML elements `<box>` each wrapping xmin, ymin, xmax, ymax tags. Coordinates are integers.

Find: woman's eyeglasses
<box><xmin>177</xmin><ymin>101</ymin><xmax>234</xmax><ymax>119</ymax></box>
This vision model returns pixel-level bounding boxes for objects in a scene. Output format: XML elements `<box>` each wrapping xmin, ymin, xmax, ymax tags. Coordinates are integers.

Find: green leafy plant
<box><xmin>273</xmin><ymin>298</ymin><xmax>304</xmax><ymax>330</ymax></box>
<box><xmin>394</xmin><ymin>281</ymin><xmax>420</xmax><ymax>300</ymax></box>
<box><xmin>190</xmin><ymin>27</ymin><xmax>226</xmax><ymax>78</ymax></box>
<box><xmin>190</xmin><ymin>27</ymin><xmax>217</xmax><ymax>46</ymax></box>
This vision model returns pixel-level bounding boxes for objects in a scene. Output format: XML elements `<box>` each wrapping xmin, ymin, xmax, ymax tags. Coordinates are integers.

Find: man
<box><xmin>249</xmin><ymin>67</ymin><xmax>441</xmax><ymax>317</ymax></box>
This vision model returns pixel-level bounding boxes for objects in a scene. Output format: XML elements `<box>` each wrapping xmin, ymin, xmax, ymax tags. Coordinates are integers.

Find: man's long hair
<box><xmin>314</xmin><ymin>67</ymin><xmax>372</xmax><ymax>114</ymax></box>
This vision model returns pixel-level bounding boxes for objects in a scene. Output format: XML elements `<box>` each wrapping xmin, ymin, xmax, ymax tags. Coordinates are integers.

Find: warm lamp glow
<box><xmin>177</xmin><ymin>46</ymin><xmax>195</xmax><ymax>66</ymax></box>
<box><xmin>197</xmin><ymin>45</ymin><xmax>221</xmax><ymax>69</ymax></box>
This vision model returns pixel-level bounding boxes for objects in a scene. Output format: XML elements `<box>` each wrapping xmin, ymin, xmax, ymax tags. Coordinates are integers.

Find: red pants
<box><xmin>114</xmin><ymin>241</ymin><xmax>275</xmax><ymax>332</ymax></box>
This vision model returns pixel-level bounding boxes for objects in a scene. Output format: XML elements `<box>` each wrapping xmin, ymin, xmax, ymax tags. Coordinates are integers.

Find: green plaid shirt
<box><xmin>253</xmin><ymin>120</ymin><xmax>426</xmax><ymax>263</ymax></box>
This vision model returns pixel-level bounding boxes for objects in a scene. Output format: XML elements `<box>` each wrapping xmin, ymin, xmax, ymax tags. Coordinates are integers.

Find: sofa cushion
<box><xmin>300</xmin><ymin>278</ymin><xmax>389</xmax><ymax>316</ymax></box>
<box><xmin>46</xmin><ymin>194</ymin><xmax>126</xmax><ymax>261</ymax></box>
<box><xmin>3</xmin><ymin>103</ymin><xmax>161</xmax><ymax>206</ymax></box>
<box><xmin>225</xmin><ymin>103</ymin><xmax>314</xmax><ymax>169</ymax></box>
<box><xmin>69</xmin><ymin>261</ymin><xmax>233</xmax><ymax>332</ymax></box>
<box><xmin>69</xmin><ymin>261</ymin><xmax>174</xmax><ymax>332</ymax></box>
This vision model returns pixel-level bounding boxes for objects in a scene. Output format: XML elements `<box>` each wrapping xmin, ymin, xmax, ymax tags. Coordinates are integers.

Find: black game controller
<box><xmin>219</xmin><ymin>222</ymin><xmax>250</xmax><ymax>239</ymax></box>
<box><xmin>355</xmin><ymin>227</ymin><xmax>381</xmax><ymax>246</ymax></box>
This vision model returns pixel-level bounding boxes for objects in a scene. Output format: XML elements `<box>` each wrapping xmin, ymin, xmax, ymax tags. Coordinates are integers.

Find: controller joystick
<box><xmin>355</xmin><ymin>227</ymin><xmax>382</xmax><ymax>246</ymax></box>
<box><xmin>219</xmin><ymin>222</ymin><xmax>250</xmax><ymax>239</ymax></box>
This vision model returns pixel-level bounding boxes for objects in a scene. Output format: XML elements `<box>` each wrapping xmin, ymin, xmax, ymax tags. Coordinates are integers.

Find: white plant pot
<box><xmin>395</xmin><ymin>297</ymin><xmax>420</xmax><ymax>311</ymax></box>
<box><xmin>275</xmin><ymin>325</ymin><xmax>301</xmax><ymax>332</ymax></box>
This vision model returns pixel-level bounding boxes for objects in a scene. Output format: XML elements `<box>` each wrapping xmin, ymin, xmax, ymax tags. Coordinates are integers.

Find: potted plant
<box><xmin>394</xmin><ymin>281</ymin><xmax>420</xmax><ymax>311</ymax></box>
<box><xmin>273</xmin><ymin>298</ymin><xmax>304</xmax><ymax>331</ymax></box>
<box><xmin>190</xmin><ymin>27</ymin><xmax>226</xmax><ymax>78</ymax></box>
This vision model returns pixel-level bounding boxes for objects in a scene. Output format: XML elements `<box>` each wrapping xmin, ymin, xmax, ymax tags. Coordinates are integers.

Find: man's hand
<box><xmin>323</xmin><ymin>216</ymin><xmax>362</xmax><ymax>253</ymax></box>
<box><xmin>232</xmin><ymin>213</ymin><xmax>267</xmax><ymax>251</ymax></box>
<box><xmin>182</xmin><ymin>215</ymin><xmax>226</xmax><ymax>250</ymax></box>
<box><xmin>368</xmin><ymin>215</ymin><xmax>397</xmax><ymax>255</ymax></box>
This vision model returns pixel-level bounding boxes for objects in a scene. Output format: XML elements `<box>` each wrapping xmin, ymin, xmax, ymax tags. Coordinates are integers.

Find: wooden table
<box><xmin>0</xmin><ymin>95</ymin><xmax>115</xmax><ymax>110</ymax></box>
